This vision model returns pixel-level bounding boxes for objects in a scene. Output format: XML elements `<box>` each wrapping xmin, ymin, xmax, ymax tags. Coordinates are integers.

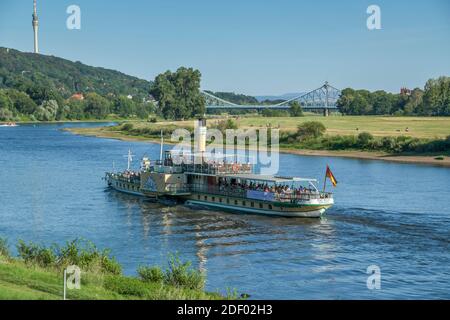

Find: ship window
<box><xmin>204</xmin><ymin>196</ymin><xmax>207</xmax><ymax>201</ymax></box>
<box><xmin>234</xmin><ymin>200</ymin><xmax>238</xmax><ymax>205</ymax></box>
<box><xmin>227</xmin><ymin>199</ymin><xmax>230</xmax><ymax>204</ymax></box>
<box><xmin>242</xmin><ymin>201</ymin><xmax>246</xmax><ymax>206</ymax></box>
<box><xmin>251</xmin><ymin>202</ymin><xmax>254</xmax><ymax>207</ymax></box>
<box><xmin>212</xmin><ymin>197</ymin><xmax>215</xmax><ymax>202</ymax></box>
<box><xmin>259</xmin><ymin>203</ymin><xmax>263</xmax><ymax>209</ymax></box>
<box><xmin>219</xmin><ymin>198</ymin><xmax>222</xmax><ymax>203</ymax></box>
<box><xmin>197</xmin><ymin>195</ymin><xmax>200</xmax><ymax>200</ymax></box>
<box><xmin>269</xmin><ymin>204</ymin><xmax>273</xmax><ymax>210</ymax></box>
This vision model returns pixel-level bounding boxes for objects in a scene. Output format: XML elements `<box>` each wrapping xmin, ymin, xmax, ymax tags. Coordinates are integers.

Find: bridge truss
<box><xmin>202</xmin><ymin>82</ymin><xmax>341</xmax><ymax>114</ymax></box>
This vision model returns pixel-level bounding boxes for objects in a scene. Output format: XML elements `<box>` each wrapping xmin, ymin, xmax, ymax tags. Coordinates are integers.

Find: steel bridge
<box><xmin>202</xmin><ymin>82</ymin><xmax>341</xmax><ymax>116</ymax></box>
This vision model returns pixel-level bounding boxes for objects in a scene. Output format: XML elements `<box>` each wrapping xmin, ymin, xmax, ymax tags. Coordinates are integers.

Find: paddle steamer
<box><xmin>105</xmin><ymin>119</ymin><xmax>334</xmax><ymax>218</ymax></box>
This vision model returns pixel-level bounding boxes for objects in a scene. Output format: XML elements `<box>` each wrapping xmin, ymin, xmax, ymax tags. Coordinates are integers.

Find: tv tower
<box><xmin>32</xmin><ymin>0</ymin><xmax>39</xmax><ymax>53</ymax></box>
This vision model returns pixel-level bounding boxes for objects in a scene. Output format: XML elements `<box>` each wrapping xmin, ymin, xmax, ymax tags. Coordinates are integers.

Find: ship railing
<box><xmin>107</xmin><ymin>173</ymin><xmax>140</xmax><ymax>184</ymax></box>
<box><xmin>186</xmin><ymin>184</ymin><xmax>332</xmax><ymax>202</ymax></box>
<box><xmin>188</xmin><ymin>184</ymin><xmax>247</xmax><ymax>198</ymax></box>
<box><xmin>181</xmin><ymin>163</ymin><xmax>253</xmax><ymax>175</ymax></box>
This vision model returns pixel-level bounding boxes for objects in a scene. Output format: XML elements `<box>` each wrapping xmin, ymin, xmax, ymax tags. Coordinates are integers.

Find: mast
<box><xmin>125</xmin><ymin>149</ymin><xmax>134</xmax><ymax>171</ymax></box>
<box><xmin>159</xmin><ymin>130</ymin><xmax>164</xmax><ymax>163</ymax></box>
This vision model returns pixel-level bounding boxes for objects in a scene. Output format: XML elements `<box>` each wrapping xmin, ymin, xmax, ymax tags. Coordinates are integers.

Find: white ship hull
<box><xmin>185</xmin><ymin>199</ymin><xmax>329</xmax><ymax>218</ymax></box>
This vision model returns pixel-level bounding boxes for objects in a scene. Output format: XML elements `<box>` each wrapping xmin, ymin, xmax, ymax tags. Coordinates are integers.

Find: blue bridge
<box><xmin>202</xmin><ymin>82</ymin><xmax>341</xmax><ymax>116</ymax></box>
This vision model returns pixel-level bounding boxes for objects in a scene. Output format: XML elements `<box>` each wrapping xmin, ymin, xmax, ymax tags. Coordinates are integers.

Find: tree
<box><xmin>0</xmin><ymin>108</ymin><xmax>13</xmax><ymax>121</ymax></box>
<box><xmin>404</xmin><ymin>88</ymin><xmax>424</xmax><ymax>115</ymax></box>
<box><xmin>26</xmin><ymin>85</ymin><xmax>62</xmax><ymax>106</ymax></box>
<box><xmin>113</xmin><ymin>96</ymin><xmax>135</xmax><ymax>117</ymax></box>
<box><xmin>372</xmin><ymin>91</ymin><xmax>392</xmax><ymax>115</ymax></box>
<box><xmin>5</xmin><ymin>89</ymin><xmax>37</xmax><ymax>115</ymax></box>
<box><xmin>296</xmin><ymin>121</ymin><xmax>326</xmax><ymax>140</ymax></box>
<box><xmin>0</xmin><ymin>90</ymin><xmax>12</xmax><ymax>110</ymax></box>
<box><xmin>65</xmin><ymin>99</ymin><xmax>85</xmax><ymax>120</ymax></box>
<box><xmin>150</xmin><ymin>67</ymin><xmax>205</xmax><ymax>120</ymax></box>
<box><xmin>289</xmin><ymin>101</ymin><xmax>303</xmax><ymax>117</ymax></box>
<box><xmin>84</xmin><ymin>93</ymin><xmax>110</xmax><ymax>119</ymax></box>
<box><xmin>337</xmin><ymin>88</ymin><xmax>355</xmax><ymax>115</ymax></box>
<box><xmin>34</xmin><ymin>100</ymin><xmax>59</xmax><ymax>121</ymax></box>
<box><xmin>423</xmin><ymin>76</ymin><xmax>450</xmax><ymax>116</ymax></box>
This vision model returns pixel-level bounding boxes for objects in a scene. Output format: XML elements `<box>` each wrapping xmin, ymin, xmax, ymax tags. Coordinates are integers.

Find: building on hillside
<box><xmin>70</xmin><ymin>93</ymin><xmax>85</xmax><ymax>101</ymax></box>
<box><xmin>400</xmin><ymin>87</ymin><xmax>412</xmax><ymax>96</ymax></box>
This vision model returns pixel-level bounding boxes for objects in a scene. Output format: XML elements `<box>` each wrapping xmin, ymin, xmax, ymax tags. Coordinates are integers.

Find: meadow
<box><xmin>231</xmin><ymin>115</ymin><xmax>450</xmax><ymax>139</ymax></box>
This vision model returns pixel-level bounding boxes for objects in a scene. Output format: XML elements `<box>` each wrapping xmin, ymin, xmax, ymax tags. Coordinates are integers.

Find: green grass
<box><xmin>73</xmin><ymin>115</ymin><xmax>450</xmax><ymax>140</ymax></box>
<box><xmin>0</xmin><ymin>258</ymin><xmax>222</xmax><ymax>300</ymax></box>
<box><xmin>0</xmin><ymin>239</ymin><xmax>224</xmax><ymax>300</ymax></box>
<box><xmin>234</xmin><ymin>115</ymin><xmax>450</xmax><ymax>139</ymax></box>
<box><xmin>65</xmin><ymin>116</ymin><xmax>450</xmax><ymax>159</ymax></box>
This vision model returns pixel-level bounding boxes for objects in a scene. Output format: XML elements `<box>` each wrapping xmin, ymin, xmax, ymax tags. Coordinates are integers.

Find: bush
<box><xmin>261</xmin><ymin>109</ymin><xmax>290</xmax><ymax>117</ymax></box>
<box><xmin>137</xmin><ymin>254</ymin><xmax>205</xmax><ymax>290</ymax></box>
<box><xmin>164</xmin><ymin>254</ymin><xmax>205</xmax><ymax>290</ymax></box>
<box><xmin>121</xmin><ymin>123</ymin><xmax>134</xmax><ymax>131</ymax></box>
<box><xmin>215</xmin><ymin>119</ymin><xmax>238</xmax><ymax>133</ymax></box>
<box><xmin>357</xmin><ymin>132</ymin><xmax>374</xmax><ymax>148</ymax></box>
<box><xmin>104</xmin><ymin>275</ymin><xmax>150</xmax><ymax>297</ymax></box>
<box><xmin>324</xmin><ymin>135</ymin><xmax>357</xmax><ymax>150</ymax></box>
<box><xmin>138</xmin><ymin>266</ymin><xmax>165</xmax><ymax>283</ymax></box>
<box><xmin>56</xmin><ymin>239</ymin><xmax>122</xmax><ymax>275</ymax></box>
<box><xmin>16</xmin><ymin>239</ymin><xmax>121</xmax><ymax>274</ymax></box>
<box><xmin>296</xmin><ymin>121</ymin><xmax>326</xmax><ymax>140</ymax></box>
<box><xmin>17</xmin><ymin>240</ymin><xmax>57</xmax><ymax>267</ymax></box>
<box><xmin>100</xmin><ymin>253</ymin><xmax>122</xmax><ymax>275</ymax></box>
<box><xmin>0</xmin><ymin>237</ymin><xmax>10</xmax><ymax>258</ymax></box>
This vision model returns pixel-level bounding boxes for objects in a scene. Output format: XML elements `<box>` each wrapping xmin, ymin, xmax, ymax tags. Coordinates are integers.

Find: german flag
<box><xmin>326</xmin><ymin>166</ymin><xmax>338</xmax><ymax>187</ymax></box>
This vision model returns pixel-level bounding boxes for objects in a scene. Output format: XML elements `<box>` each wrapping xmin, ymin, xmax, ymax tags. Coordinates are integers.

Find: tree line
<box><xmin>337</xmin><ymin>76</ymin><xmax>450</xmax><ymax>116</ymax></box>
<box><xmin>0</xmin><ymin>88</ymin><xmax>155</xmax><ymax>121</ymax></box>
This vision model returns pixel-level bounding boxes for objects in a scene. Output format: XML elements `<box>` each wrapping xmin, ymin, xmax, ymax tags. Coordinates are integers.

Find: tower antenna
<box><xmin>32</xmin><ymin>0</ymin><xmax>39</xmax><ymax>53</ymax></box>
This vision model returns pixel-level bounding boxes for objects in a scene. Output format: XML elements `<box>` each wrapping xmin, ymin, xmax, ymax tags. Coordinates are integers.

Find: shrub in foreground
<box><xmin>138</xmin><ymin>254</ymin><xmax>205</xmax><ymax>290</ymax></box>
<box><xmin>0</xmin><ymin>237</ymin><xmax>10</xmax><ymax>258</ymax></box>
<box><xmin>16</xmin><ymin>239</ymin><xmax>121</xmax><ymax>275</ymax></box>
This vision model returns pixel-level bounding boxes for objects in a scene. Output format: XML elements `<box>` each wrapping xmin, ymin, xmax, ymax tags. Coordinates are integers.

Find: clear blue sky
<box><xmin>0</xmin><ymin>0</ymin><xmax>449</xmax><ymax>95</ymax></box>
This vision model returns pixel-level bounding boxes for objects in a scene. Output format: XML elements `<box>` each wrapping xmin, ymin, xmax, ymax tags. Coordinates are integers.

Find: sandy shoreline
<box><xmin>65</xmin><ymin>127</ymin><xmax>450</xmax><ymax>168</ymax></box>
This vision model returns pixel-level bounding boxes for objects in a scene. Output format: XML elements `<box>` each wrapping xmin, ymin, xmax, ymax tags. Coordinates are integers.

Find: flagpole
<box><xmin>323</xmin><ymin>167</ymin><xmax>327</xmax><ymax>193</ymax></box>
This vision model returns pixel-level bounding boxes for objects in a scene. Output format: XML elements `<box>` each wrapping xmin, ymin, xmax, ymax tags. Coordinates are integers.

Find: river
<box><xmin>0</xmin><ymin>123</ymin><xmax>449</xmax><ymax>299</ymax></box>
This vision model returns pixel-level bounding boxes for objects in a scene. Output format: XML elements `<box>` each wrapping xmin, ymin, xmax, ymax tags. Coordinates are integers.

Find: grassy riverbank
<box><xmin>0</xmin><ymin>238</ymin><xmax>224</xmax><ymax>300</ymax></box>
<box><xmin>65</xmin><ymin>115</ymin><xmax>450</xmax><ymax>167</ymax></box>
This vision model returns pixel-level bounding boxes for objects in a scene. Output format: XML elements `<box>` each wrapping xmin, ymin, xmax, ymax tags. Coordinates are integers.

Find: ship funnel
<box><xmin>194</xmin><ymin>118</ymin><xmax>207</xmax><ymax>164</ymax></box>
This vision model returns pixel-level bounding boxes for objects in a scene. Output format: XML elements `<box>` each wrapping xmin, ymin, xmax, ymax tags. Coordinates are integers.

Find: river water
<box><xmin>0</xmin><ymin>123</ymin><xmax>449</xmax><ymax>299</ymax></box>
